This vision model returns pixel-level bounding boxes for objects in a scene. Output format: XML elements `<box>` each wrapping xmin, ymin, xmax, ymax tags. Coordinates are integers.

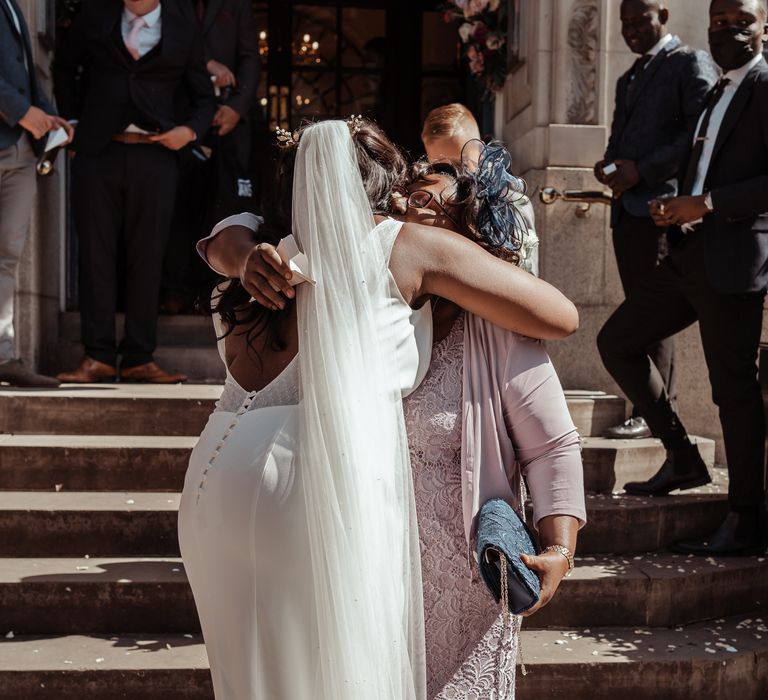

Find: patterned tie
<box><xmin>124</xmin><ymin>16</ymin><xmax>147</xmax><ymax>61</ymax></box>
<box><xmin>679</xmin><ymin>77</ymin><xmax>731</xmax><ymax>196</ymax></box>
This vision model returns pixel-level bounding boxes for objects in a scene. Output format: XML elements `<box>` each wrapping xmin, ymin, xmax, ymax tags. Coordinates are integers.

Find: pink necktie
<box><xmin>124</xmin><ymin>16</ymin><xmax>146</xmax><ymax>60</ymax></box>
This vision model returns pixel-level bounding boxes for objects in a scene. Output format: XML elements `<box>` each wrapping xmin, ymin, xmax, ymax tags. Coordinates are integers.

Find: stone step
<box><xmin>581</xmin><ymin>435</ymin><xmax>716</xmax><ymax>494</ymax></box>
<box><xmin>50</xmin><ymin>342</ymin><xmax>226</xmax><ymax>384</ymax></box>
<box><xmin>59</xmin><ymin>312</ymin><xmax>218</xmax><ymax>348</ymax></box>
<box><xmin>0</xmin><ymin>488</ymin><xmax>730</xmax><ymax>558</ymax></box>
<box><xmin>516</xmin><ymin>613</ymin><xmax>768</xmax><ymax>700</ymax></box>
<box><xmin>0</xmin><ymin>386</ymin><xmax>220</xmax><ymax>436</ymax></box>
<box><xmin>0</xmin><ymin>385</ymin><xmax>622</xmax><ymax>438</ymax></box>
<box><xmin>1</xmin><ymin>554</ymin><xmax>765</xmax><ymax>635</ymax></box>
<box><xmin>1</xmin><ymin>617</ymin><xmax>765</xmax><ymax>700</ymax></box>
<box><xmin>0</xmin><ymin>558</ymin><xmax>196</xmax><ymax>634</ymax></box>
<box><xmin>0</xmin><ymin>435</ymin><xmax>196</xmax><ymax>491</ymax></box>
<box><xmin>0</xmin><ymin>633</ymin><xmax>212</xmax><ymax>699</ymax></box>
<box><xmin>563</xmin><ymin>390</ymin><xmax>626</xmax><ymax>438</ymax></box>
<box><xmin>576</xmin><ymin>488</ymin><xmax>730</xmax><ymax>555</ymax></box>
<box><xmin>531</xmin><ymin>553</ymin><xmax>768</xmax><ymax>630</ymax></box>
<box><xmin>0</xmin><ymin>492</ymin><xmax>180</xmax><ymax>557</ymax></box>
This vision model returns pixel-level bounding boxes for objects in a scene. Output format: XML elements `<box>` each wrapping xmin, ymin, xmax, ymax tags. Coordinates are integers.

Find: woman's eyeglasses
<box><xmin>406</xmin><ymin>189</ymin><xmax>459</xmax><ymax>227</ymax></box>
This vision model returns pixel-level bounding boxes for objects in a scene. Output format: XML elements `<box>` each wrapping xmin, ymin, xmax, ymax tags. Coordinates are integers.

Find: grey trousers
<box><xmin>0</xmin><ymin>136</ymin><xmax>36</xmax><ymax>362</ymax></box>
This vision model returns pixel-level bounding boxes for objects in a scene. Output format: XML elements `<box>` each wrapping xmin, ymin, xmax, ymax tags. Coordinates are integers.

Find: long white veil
<box><xmin>293</xmin><ymin>120</ymin><xmax>426</xmax><ymax>699</ymax></box>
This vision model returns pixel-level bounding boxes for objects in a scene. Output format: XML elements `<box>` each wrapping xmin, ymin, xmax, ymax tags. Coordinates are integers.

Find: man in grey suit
<box><xmin>595</xmin><ymin>0</ymin><xmax>716</xmax><ymax>438</ymax></box>
<box><xmin>0</xmin><ymin>0</ymin><xmax>71</xmax><ymax>386</ymax></box>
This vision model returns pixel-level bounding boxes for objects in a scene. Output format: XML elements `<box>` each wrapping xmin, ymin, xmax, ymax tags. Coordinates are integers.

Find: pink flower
<box><xmin>467</xmin><ymin>45</ymin><xmax>485</xmax><ymax>75</ymax></box>
<box><xmin>464</xmin><ymin>0</ymin><xmax>489</xmax><ymax>18</ymax></box>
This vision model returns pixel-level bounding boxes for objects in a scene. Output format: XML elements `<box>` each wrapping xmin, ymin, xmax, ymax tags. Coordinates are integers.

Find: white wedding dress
<box><xmin>178</xmin><ymin>218</ymin><xmax>432</xmax><ymax>699</ymax></box>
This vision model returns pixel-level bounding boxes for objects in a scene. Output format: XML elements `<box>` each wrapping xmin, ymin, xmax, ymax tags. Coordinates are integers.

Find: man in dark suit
<box><xmin>0</xmin><ymin>0</ymin><xmax>72</xmax><ymax>387</ymax></box>
<box><xmin>598</xmin><ymin>0</ymin><xmax>768</xmax><ymax>555</ymax></box>
<box><xmin>53</xmin><ymin>0</ymin><xmax>216</xmax><ymax>383</ymax></box>
<box><xmin>595</xmin><ymin>0</ymin><xmax>716</xmax><ymax>439</ymax></box>
<box><xmin>161</xmin><ymin>0</ymin><xmax>259</xmax><ymax>313</ymax></box>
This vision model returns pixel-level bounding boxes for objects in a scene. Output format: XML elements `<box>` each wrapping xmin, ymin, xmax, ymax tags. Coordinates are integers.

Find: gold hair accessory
<box><xmin>276</xmin><ymin>126</ymin><xmax>300</xmax><ymax>149</ymax></box>
<box><xmin>347</xmin><ymin>114</ymin><xmax>364</xmax><ymax>136</ymax></box>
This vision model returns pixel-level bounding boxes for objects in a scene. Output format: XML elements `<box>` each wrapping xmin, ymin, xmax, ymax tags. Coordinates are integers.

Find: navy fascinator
<box><xmin>462</xmin><ymin>139</ymin><xmax>528</xmax><ymax>258</ymax></box>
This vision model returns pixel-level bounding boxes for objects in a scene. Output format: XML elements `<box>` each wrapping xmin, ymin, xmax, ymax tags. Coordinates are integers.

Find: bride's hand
<box><xmin>518</xmin><ymin>551</ymin><xmax>570</xmax><ymax>617</ymax></box>
<box><xmin>240</xmin><ymin>242</ymin><xmax>295</xmax><ymax>310</ymax></box>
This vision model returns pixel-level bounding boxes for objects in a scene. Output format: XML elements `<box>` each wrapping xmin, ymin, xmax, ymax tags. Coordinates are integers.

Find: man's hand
<box><xmin>605</xmin><ymin>159</ymin><xmax>641</xmax><ymax>198</ymax></box>
<box><xmin>149</xmin><ymin>126</ymin><xmax>196</xmax><ymax>151</ymax></box>
<box><xmin>650</xmin><ymin>195</ymin><xmax>709</xmax><ymax>227</ymax></box>
<box><xmin>18</xmin><ymin>106</ymin><xmax>58</xmax><ymax>140</ymax></box>
<box><xmin>213</xmin><ymin>105</ymin><xmax>241</xmax><ymax>137</ymax></box>
<box><xmin>594</xmin><ymin>159</ymin><xmax>611</xmax><ymax>185</ymax></box>
<box><xmin>519</xmin><ymin>551</ymin><xmax>570</xmax><ymax>617</ymax></box>
<box><xmin>240</xmin><ymin>242</ymin><xmax>295</xmax><ymax>311</ymax></box>
<box><xmin>206</xmin><ymin>59</ymin><xmax>236</xmax><ymax>88</ymax></box>
<box><xmin>50</xmin><ymin>116</ymin><xmax>75</xmax><ymax>144</ymax></box>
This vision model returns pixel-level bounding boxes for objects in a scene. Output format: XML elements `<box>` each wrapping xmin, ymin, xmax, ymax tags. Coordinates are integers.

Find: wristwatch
<box><xmin>704</xmin><ymin>191</ymin><xmax>714</xmax><ymax>212</ymax></box>
<box><xmin>542</xmin><ymin>544</ymin><xmax>575</xmax><ymax>577</ymax></box>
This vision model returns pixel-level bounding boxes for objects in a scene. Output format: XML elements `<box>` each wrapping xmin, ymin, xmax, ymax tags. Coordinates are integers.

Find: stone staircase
<box><xmin>0</xmin><ymin>385</ymin><xmax>765</xmax><ymax>699</ymax></box>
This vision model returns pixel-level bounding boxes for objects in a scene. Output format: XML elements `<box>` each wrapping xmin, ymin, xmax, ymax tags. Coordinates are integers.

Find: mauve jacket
<box><xmin>462</xmin><ymin>313</ymin><xmax>586</xmax><ymax>549</ymax></box>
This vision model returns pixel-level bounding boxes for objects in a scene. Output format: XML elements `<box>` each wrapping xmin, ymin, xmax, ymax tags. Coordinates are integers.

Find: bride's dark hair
<box><xmin>207</xmin><ymin>118</ymin><xmax>409</xmax><ymax>355</ymax></box>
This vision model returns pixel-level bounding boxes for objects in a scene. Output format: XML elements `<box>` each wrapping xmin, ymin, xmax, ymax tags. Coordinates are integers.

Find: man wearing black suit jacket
<box><xmin>53</xmin><ymin>0</ymin><xmax>216</xmax><ymax>383</ymax></box>
<box><xmin>595</xmin><ymin>0</ymin><xmax>715</xmax><ymax>440</ymax></box>
<box><xmin>161</xmin><ymin>0</ymin><xmax>259</xmax><ymax>313</ymax></box>
<box><xmin>598</xmin><ymin>0</ymin><xmax>768</xmax><ymax>555</ymax></box>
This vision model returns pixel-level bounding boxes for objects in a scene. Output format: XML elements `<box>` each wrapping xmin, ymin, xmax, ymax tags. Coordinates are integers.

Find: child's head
<box><xmin>421</xmin><ymin>103</ymin><xmax>482</xmax><ymax>165</ymax></box>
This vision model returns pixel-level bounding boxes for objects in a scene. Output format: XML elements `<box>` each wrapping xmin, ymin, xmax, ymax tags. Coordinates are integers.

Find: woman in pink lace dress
<box><xmin>400</xmin><ymin>156</ymin><xmax>585</xmax><ymax>699</ymax></box>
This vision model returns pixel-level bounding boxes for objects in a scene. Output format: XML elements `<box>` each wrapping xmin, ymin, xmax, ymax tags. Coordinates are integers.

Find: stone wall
<box><xmin>499</xmin><ymin>0</ymin><xmax>729</xmax><ymax>463</ymax></box>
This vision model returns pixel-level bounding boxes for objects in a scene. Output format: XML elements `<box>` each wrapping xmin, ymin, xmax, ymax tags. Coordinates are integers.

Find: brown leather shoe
<box><xmin>120</xmin><ymin>361</ymin><xmax>187</xmax><ymax>384</ymax></box>
<box><xmin>56</xmin><ymin>357</ymin><xmax>117</xmax><ymax>383</ymax></box>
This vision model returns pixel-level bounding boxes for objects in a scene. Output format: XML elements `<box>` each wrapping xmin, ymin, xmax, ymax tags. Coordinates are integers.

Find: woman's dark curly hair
<box><xmin>406</xmin><ymin>142</ymin><xmax>528</xmax><ymax>265</ymax></box>
<box><xmin>206</xmin><ymin>118</ymin><xmax>409</xmax><ymax>358</ymax></box>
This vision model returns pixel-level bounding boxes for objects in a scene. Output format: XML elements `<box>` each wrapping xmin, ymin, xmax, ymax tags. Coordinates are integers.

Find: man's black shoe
<box><xmin>672</xmin><ymin>510</ymin><xmax>767</xmax><ymax>556</ymax></box>
<box><xmin>623</xmin><ymin>443</ymin><xmax>710</xmax><ymax>496</ymax></box>
<box><xmin>603</xmin><ymin>416</ymin><xmax>653</xmax><ymax>439</ymax></box>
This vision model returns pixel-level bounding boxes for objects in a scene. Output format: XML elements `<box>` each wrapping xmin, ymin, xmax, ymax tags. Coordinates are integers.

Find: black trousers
<box><xmin>612</xmin><ymin>211</ymin><xmax>676</xmax><ymax>411</ymax></box>
<box><xmin>598</xmin><ymin>231</ymin><xmax>766</xmax><ymax>509</ymax></box>
<box><xmin>73</xmin><ymin>142</ymin><xmax>179</xmax><ymax>368</ymax></box>
<box><xmin>163</xmin><ymin>120</ymin><xmax>254</xmax><ymax>297</ymax></box>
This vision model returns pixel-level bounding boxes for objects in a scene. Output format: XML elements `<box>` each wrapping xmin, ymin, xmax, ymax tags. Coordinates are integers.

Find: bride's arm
<box><xmin>391</xmin><ymin>222</ymin><xmax>578</xmax><ymax>340</ymax></box>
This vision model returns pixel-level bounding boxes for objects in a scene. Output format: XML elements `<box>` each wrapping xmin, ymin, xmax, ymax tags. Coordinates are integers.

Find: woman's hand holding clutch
<box><xmin>518</xmin><ymin>551</ymin><xmax>570</xmax><ymax>617</ymax></box>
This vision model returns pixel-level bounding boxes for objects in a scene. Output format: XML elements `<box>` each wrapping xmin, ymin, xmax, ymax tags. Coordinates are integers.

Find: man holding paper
<box><xmin>0</xmin><ymin>0</ymin><xmax>72</xmax><ymax>387</ymax></box>
<box><xmin>53</xmin><ymin>0</ymin><xmax>215</xmax><ymax>383</ymax></box>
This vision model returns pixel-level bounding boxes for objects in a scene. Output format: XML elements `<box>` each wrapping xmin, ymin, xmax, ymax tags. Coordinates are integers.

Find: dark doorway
<box><xmin>251</xmin><ymin>1</ymin><xmax>470</xmax><ymax>156</ymax></box>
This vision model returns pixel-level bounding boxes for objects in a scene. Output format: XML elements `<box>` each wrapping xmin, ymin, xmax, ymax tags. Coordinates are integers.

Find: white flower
<box><xmin>459</xmin><ymin>22</ymin><xmax>476</xmax><ymax>43</ymax></box>
<box><xmin>486</xmin><ymin>33</ymin><xmax>505</xmax><ymax>51</ymax></box>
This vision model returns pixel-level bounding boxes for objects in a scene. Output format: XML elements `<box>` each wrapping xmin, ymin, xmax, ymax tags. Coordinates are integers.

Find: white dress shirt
<box><xmin>121</xmin><ymin>3</ymin><xmax>162</xmax><ymax>58</ymax></box>
<box><xmin>2</xmin><ymin>0</ymin><xmax>21</xmax><ymax>34</ymax></box>
<box><xmin>646</xmin><ymin>32</ymin><xmax>675</xmax><ymax>58</ymax></box>
<box><xmin>690</xmin><ymin>53</ymin><xmax>766</xmax><ymax>196</ymax></box>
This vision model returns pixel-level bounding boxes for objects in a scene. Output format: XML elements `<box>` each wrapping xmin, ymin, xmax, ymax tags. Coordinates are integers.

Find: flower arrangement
<box><xmin>444</xmin><ymin>0</ymin><xmax>509</xmax><ymax>96</ymax></box>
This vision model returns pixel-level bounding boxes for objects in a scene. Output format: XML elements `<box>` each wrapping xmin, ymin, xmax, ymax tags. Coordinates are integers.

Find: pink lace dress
<box><xmin>404</xmin><ymin>313</ymin><xmax>519</xmax><ymax>700</ymax></box>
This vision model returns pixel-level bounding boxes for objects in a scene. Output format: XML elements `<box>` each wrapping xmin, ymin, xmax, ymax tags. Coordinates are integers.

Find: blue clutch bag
<box><xmin>476</xmin><ymin>498</ymin><xmax>541</xmax><ymax>615</ymax></box>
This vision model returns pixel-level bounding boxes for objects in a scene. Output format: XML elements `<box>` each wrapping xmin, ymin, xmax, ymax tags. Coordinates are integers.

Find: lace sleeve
<box><xmin>196</xmin><ymin>213</ymin><xmax>264</xmax><ymax>276</ymax></box>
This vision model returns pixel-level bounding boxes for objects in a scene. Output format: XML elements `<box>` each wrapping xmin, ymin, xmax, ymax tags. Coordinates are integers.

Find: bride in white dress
<box><xmin>178</xmin><ymin>119</ymin><xmax>579</xmax><ymax>700</ymax></box>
